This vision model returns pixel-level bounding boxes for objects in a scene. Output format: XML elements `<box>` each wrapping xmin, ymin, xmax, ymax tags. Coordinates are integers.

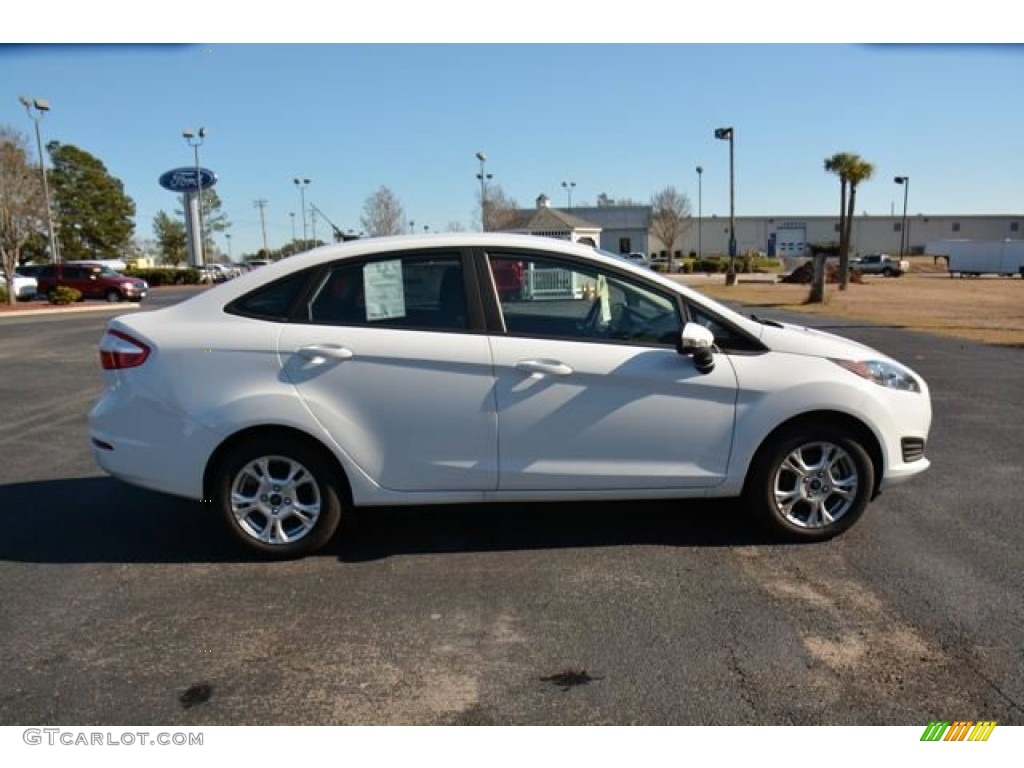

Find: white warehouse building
<box><xmin>666</xmin><ymin>213</ymin><xmax>1023</xmax><ymax>259</ymax></box>
<box><xmin>504</xmin><ymin>196</ymin><xmax>1022</xmax><ymax>262</ymax></box>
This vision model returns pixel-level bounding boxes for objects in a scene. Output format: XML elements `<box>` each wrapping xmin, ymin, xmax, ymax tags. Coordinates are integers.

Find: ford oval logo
<box><xmin>158</xmin><ymin>167</ymin><xmax>218</xmax><ymax>192</ymax></box>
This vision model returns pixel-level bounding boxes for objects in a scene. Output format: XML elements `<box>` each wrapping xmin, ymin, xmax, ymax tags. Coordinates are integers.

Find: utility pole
<box><xmin>253</xmin><ymin>199</ymin><xmax>269</xmax><ymax>256</ymax></box>
<box><xmin>310</xmin><ymin>207</ymin><xmax>318</xmax><ymax>244</ymax></box>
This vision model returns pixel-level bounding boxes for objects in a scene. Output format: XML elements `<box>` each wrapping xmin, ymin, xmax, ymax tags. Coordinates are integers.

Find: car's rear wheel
<box><xmin>105</xmin><ymin>288</ymin><xmax>122</xmax><ymax>302</ymax></box>
<box><xmin>213</xmin><ymin>437</ymin><xmax>343</xmax><ymax>557</ymax></box>
<box><xmin>744</xmin><ymin>425</ymin><xmax>874</xmax><ymax>541</ymax></box>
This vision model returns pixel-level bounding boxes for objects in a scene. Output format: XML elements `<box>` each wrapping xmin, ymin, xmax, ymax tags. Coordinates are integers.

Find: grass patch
<box><xmin>695</xmin><ymin>275</ymin><xmax>1024</xmax><ymax>347</ymax></box>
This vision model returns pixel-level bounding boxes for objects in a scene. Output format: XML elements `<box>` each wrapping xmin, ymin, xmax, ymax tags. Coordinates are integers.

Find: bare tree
<box><xmin>479</xmin><ymin>184</ymin><xmax>520</xmax><ymax>232</ymax></box>
<box><xmin>445</xmin><ymin>221</ymin><xmax>466</xmax><ymax>232</ymax></box>
<box><xmin>650</xmin><ymin>186</ymin><xmax>692</xmax><ymax>272</ymax></box>
<box><xmin>359</xmin><ymin>186</ymin><xmax>405</xmax><ymax>237</ymax></box>
<box><xmin>0</xmin><ymin>128</ymin><xmax>45</xmax><ymax>305</ymax></box>
<box><xmin>597</xmin><ymin>193</ymin><xmax>645</xmax><ymax>208</ymax></box>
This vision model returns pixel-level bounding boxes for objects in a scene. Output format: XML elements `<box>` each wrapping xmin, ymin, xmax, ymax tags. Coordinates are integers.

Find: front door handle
<box><xmin>297</xmin><ymin>344</ymin><xmax>354</xmax><ymax>363</ymax></box>
<box><xmin>515</xmin><ymin>359</ymin><xmax>573</xmax><ymax>377</ymax></box>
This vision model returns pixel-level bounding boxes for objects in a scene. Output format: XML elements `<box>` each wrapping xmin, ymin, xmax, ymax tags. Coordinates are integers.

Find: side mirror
<box><xmin>678</xmin><ymin>322</ymin><xmax>716</xmax><ymax>374</ymax></box>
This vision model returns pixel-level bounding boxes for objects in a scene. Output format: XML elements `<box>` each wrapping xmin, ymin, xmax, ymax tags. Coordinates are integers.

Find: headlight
<box><xmin>830</xmin><ymin>358</ymin><xmax>921</xmax><ymax>392</ymax></box>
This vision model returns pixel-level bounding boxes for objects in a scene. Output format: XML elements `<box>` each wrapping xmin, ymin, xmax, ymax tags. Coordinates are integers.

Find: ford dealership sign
<box><xmin>159</xmin><ymin>167</ymin><xmax>218</xmax><ymax>192</ymax></box>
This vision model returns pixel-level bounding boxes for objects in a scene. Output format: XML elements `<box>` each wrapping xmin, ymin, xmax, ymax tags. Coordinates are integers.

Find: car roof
<box><xmin>169</xmin><ymin>232</ymin><xmax>761</xmax><ymax>334</ymax></box>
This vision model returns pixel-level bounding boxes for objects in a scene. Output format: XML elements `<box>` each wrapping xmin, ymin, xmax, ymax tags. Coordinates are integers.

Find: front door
<box><xmin>485</xmin><ymin>252</ymin><xmax>739</xmax><ymax>491</ymax></box>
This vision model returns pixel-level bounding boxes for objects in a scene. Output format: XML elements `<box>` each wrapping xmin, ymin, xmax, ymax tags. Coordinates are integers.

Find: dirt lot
<box><xmin>695</xmin><ymin>262</ymin><xmax>1024</xmax><ymax>347</ymax></box>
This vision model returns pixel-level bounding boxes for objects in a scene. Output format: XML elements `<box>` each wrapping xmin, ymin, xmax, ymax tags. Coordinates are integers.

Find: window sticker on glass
<box><xmin>363</xmin><ymin>260</ymin><xmax>406</xmax><ymax>321</ymax></box>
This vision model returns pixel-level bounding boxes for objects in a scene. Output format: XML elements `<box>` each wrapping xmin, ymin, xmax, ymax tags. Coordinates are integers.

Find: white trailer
<box><xmin>927</xmin><ymin>239</ymin><xmax>1024</xmax><ymax>277</ymax></box>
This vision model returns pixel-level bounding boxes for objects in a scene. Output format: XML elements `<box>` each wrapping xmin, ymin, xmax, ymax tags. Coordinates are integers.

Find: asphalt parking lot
<box><xmin>1</xmin><ymin>287</ymin><xmax>1022</xmax><ymax>725</ymax></box>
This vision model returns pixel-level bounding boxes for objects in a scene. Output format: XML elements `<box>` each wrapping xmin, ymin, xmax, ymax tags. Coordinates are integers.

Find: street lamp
<box><xmin>19</xmin><ymin>96</ymin><xmax>60</xmax><ymax>263</ymax></box>
<box><xmin>409</xmin><ymin>219</ymin><xmax>415</xmax><ymax>235</ymax></box>
<box><xmin>894</xmin><ymin>176</ymin><xmax>910</xmax><ymax>259</ymax></box>
<box><xmin>182</xmin><ymin>127</ymin><xmax>207</xmax><ymax>265</ymax></box>
<box><xmin>293</xmin><ymin>178</ymin><xmax>310</xmax><ymax>244</ymax></box>
<box><xmin>696</xmin><ymin>165</ymin><xmax>703</xmax><ymax>260</ymax></box>
<box><xmin>289</xmin><ymin>212</ymin><xmax>296</xmax><ymax>242</ymax></box>
<box><xmin>714</xmin><ymin>127</ymin><xmax>737</xmax><ymax>285</ymax></box>
<box><xmin>561</xmin><ymin>180</ymin><xmax>576</xmax><ymax>209</ymax></box>
<box><xmin>225</xmin><ymin>233</ymin><xmax>232</xmax><ymax>260</ymax></box>
<box><xmin>475</xmin><ymin>151</ymin><xmax>492</xmax><ymax>231</ymax></box>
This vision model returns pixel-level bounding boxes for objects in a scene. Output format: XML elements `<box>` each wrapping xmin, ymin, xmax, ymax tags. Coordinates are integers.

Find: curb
<box><xmin>0</xmin><ymin>302</ymin><xmax>142</xmax><ymax>319</ymax></box>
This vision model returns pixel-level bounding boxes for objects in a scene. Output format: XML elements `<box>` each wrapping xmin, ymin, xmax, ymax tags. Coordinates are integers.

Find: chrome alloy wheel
<box><xmin>230</xmin><ymin>455</ymin><xmax>322</xmax><ymax>545</ymax></box>
<box><xmin>771</xmin><ymin>441</ymin><xmax>859</xmax><ymax>529</ymax></box>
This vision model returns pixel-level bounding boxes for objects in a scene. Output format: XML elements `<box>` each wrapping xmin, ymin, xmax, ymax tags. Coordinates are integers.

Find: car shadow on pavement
<box><xmin>0</xmin><ymin>477</ymin><xmax>784</xmax><ymax>564</ymax></box>
<box><xmin>329</xmin><ymin>499</ymin><xmax>782</xmax><ymax>563</ymax></box>
<box><xmin>0</xmin><ymin>477</ymin><xmax>239</xmax><ymax>564</ymax></box>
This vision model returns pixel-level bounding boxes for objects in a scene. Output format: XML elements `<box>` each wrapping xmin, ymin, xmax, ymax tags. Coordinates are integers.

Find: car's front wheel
<box><xmin>744</xmin><ymin>425</ymin><xmax>874</xmax><ymax>541</ymax></box>
<box><xmin>106</xmin><ymin>288</ymin><xmax>122</xmax><ymax>302</ymax></box>
<box><xmin>213</xmin><ymin>437</ymin><xmax>343</xmax><ymax>557</ymax></box>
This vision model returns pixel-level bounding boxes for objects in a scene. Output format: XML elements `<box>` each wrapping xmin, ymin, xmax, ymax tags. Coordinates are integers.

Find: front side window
<box><xmin>487</xmin><ymin>253</ymin><xmax>681</xmax><ymax>346</ymax></box>
<box><xmin>307</xmin><ymin>254</ymin><xmax>467</xmax><ymax>332</ymax></box>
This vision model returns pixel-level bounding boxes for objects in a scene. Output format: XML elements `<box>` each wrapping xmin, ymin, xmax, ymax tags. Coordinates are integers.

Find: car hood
<box><xmin>756</xmin><ymin>321</ymin><xmax>882</xmax><ymax>361</ymax></box>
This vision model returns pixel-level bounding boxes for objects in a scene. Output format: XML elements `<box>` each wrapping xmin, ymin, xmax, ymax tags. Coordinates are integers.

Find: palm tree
<box><xmin>840</xmin><ymin>158</ymin><xmax>874</xmax><ymax>290</ymax></box>
<box><xmin>814</xmin><ymin>153</ymin><xmax>857</xmax><ymax>303</ymax></box>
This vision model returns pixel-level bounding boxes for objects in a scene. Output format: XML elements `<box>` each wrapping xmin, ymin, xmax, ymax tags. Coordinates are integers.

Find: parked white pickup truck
<box><xmin>851</xmin><ymin>253</ymin><xmax>910</xmax><ymax>277</ymax></box>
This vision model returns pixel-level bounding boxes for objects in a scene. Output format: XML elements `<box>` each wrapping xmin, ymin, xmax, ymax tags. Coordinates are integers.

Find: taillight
<box><xmin>99</xmin><ymin>329</ymin><xmax>151</xmax><ymax>370</ymax></box>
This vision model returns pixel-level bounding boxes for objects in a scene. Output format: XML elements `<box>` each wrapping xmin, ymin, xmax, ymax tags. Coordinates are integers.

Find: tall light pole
<box><xmin>293</xmin><ymin>178</ymin><xmax>310</xmax><ymax>244</ymax></box>
<box><xmin>19</xmin><ymin>96</ymin><xmax>60</xmax><ymax>263</ymax></box>
<box><xmin>696</xmin><ymin>165</ymin><xmax>703</xmax><ymax>260</ymax></box>
<box><xmin>894</xmin><ymin>176</ymin><xmax>910</xmax><ymax>259</ymax></box>
<box><xmin>714</xmin><ymin>127</ymin><xmax>737</xmax><ymax>285</ymax></box>
<box><xmin>561</xmin><ymin>180</ymin><xmax>576</xmax><ymax>209</ymax></box>
<box><xmin>475</xmin><ymin>151</ymin><xmax>491</xmax><ymax>231</ymax></box>
<box><xmin>253</xmin><ymin>199</ymin><xmax>269</xmax><ymax>256</ymax></box>
<box><xmin>289</xmin><ymin>212</ymin><xmax>296</xmax><ymax>243</ymax></box>
<box><xmin>225</xmin><ymin>233</ymin><xmax>232</xmax><ymax>260</ymax></box>
<box><xmin>182</xmin><ymin>127</ymin><xmax>207</xmax><ymax>266</ymax></box>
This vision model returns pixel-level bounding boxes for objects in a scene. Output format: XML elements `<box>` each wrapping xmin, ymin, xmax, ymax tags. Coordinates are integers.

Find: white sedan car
<box><xmin>89</xmin><ymin>234</ymin><xmax>931</xmax><ymax>556</ymax></box>
<box><xmin>2</xmin><ymin>270</ymin><xmax>38</xmax><ymax>301</ymax></box>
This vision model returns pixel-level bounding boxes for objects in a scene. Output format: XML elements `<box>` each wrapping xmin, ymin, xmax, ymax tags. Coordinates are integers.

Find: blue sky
<box><xmin>2</xmin><ymin>41</ymin><xmax>1022</xmax><ymax>257</ymax></box>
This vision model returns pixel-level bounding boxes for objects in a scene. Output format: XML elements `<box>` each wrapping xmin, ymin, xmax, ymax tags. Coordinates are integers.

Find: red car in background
<box><xmin>490</xmin><ymin>258</ymin><xmax>524</xmax><ymax>301</ymax></box>
<box><xmin>34</xmin><ymin>262</ymin><xmax>149</xmax><ymax>303</ymax></box>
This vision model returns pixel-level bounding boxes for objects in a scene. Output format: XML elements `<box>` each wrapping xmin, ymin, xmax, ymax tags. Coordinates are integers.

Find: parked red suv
<box><xmin>490</xmin><ymin>259</ymin><xmax>525</xmax><ymax>301</ymax></box>
<box><xmin>35</xmin><ymin>263</ymin><xmax>148</xmax><ymax>303</ymax></box>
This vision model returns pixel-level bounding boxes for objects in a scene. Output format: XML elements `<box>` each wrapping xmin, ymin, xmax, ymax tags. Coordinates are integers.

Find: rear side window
<box><xmin>305</xmin><ymin>254</ymin><xmax>468</xmax><ymax>332</ymax></box>
<box><xmin>227</xmin><ymin>270</ymin><xmax>314</xmax><ymax>321</ymax></box>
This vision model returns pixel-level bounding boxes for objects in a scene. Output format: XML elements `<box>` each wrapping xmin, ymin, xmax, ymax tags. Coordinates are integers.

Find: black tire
<box><xmin>882</xmin><ymin>267</ymin><xmax>894</xmax><ymax>277</ymax></box>
<box><xmin>743</xmin><ymin>424</ymin><xmax>875</xmax><ymax>542</ymax></box>
<box><xmin>105</xmin><ymin>288</ymin><xmax>122</xmax><ymax>303</ymax></box>
<box><xmin>213</xmin><ymin>437</ymin><xmax>343</xmax><ymax>557</ymax></box>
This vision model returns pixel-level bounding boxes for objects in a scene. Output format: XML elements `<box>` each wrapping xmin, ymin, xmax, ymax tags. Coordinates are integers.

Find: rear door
<box><xmin>277</xmin><ymin>248</ymin><xmax>499</xmax><ymax>493</ymax></box>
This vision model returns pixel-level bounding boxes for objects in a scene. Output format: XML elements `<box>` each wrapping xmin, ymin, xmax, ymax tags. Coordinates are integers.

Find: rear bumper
<box><xmin>89</xmin><ymin>386</ymin><xmax>220</xmax><ymax>499</ymax></box>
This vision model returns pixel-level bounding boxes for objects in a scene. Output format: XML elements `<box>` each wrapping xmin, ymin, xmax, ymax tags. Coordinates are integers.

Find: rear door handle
<box><xmin>297</xmin><ymin>344</ymin><xmax>354</xmax><ymax>363</ymax></box>
<box><xmin>515</xmin><ymin>359</ymin><xmax>573</xmax><ymax>376</ymax></box>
